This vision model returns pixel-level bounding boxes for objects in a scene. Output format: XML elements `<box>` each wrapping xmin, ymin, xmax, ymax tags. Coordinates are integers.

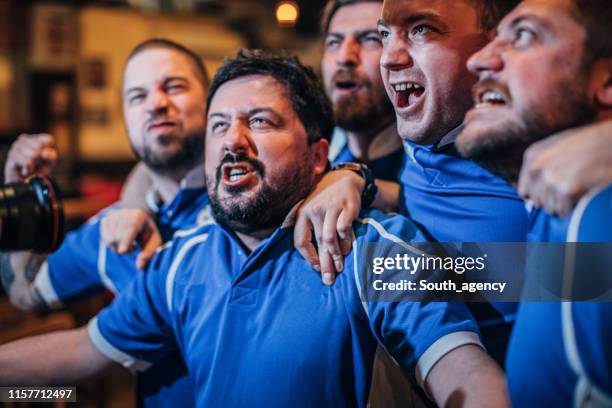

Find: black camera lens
<box><xmin>0</xmin><ymin>177</ymin><xmax>65</xmax><ymax>253</ymax></box>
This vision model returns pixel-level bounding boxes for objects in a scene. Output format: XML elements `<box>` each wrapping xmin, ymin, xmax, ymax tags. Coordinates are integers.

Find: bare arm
<box><xmin>425</xmin><ymin>344</ymin><xmax>509</xmax><ymax>408</ymax></box>
<box><xmin>0</xmin><ymin>326</ymin><xmax>114</xmax><ymax>386</ymax></box>
<box><xmin>294</xmin><ymin>169</ymin><xmax>399</xmax><ymax>284</ymax></box>
<box><xmin>120</xmin><ymin>162</ymin><xmax>154</xmax><ymax>210</ymax></box>
<box><xmin>373</xmin><ymin>179</ymin><xmax>400</xmax><ymax>214</ymax></box>
<box><xmin>1</xmin><ymin>134</ymin><xmax>58</xmax><ymax>311</ymax></box>
<box><xmin>1</xmin><ymin>251</ymin><xmax>47</xmax><ymax>311</ymax></box>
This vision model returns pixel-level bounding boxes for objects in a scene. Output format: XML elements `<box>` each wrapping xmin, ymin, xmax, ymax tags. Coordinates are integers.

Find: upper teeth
<box><xmin>481</xmin><ymin>91</ymin><xmax>505</xmax><ymax>103</ymax></box>
<box><xmin>229</xmin><ymin>168</ymin><xmax>247</xmax><ymax>181</ymax></box>
<box><xmin>394</xmin><ymin>83</ymin><xmax>423</xmax><ymax>92</ymax></box>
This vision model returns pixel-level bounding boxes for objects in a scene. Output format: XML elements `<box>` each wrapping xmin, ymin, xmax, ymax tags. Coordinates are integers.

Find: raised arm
<box><xmin>0</xmin><ymin>326</ymin><xmax>115</xmax><ymax>386</ymax></box>
<box><xmin>1</xmin><ymin>134</ymin><xmax>58</xmax><ymax>311</ymax></box>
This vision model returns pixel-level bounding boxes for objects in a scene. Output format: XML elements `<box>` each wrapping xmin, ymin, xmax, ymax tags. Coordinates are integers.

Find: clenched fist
<box><xmin>4</xmin><ymin>134</ymin><xmax>58</xmax><ymax>183</ymax></box>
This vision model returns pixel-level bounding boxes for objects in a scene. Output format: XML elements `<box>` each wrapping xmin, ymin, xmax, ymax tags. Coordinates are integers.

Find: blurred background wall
<box><xmin>0</xmin><ymin>0</ymin><xmax>327</xmax><ymax>223</ymax></box>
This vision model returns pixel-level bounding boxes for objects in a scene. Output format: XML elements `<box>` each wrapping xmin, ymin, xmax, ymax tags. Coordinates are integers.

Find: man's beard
<box><xmin>331</xmin><ymin>74</ymin><xmax>393</xmax><ymax>132</ymax></box>
<box><xmin>140</xmin><ymin>131</ymin><xmax>204</xmax><ymax>175</ymax></box>
<box><xmin>457</xmin><ymin>78</ymin><xmax>597</xmax><ymax>184</ymax></box>
<box><xmin>207</xmin><ymin>152</ymin><xmax>315</xmax><ymax>234</ymax></box>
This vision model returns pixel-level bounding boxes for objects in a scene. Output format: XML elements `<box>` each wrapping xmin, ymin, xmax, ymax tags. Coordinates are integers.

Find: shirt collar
<box><xmin>432</xmin><ymin>124</ymin><xmax>464</xmax><ymax>152</ymax></box>
<box><xmin>180</xmin><ymin>166</ymin><xmax>206</xmax><ymax>189</ymax></box>
<box><xmin>146</xmin><ymin>166</ymin><xmax>206</xmax><ymax>213</ymax></box>
<box><xmin>280</xmin><ymin>200</ymin><xmax>304</xmax><ymax>229</ymax></box>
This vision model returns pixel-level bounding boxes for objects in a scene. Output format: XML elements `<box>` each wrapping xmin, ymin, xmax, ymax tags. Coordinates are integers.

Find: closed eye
<box><xmin>128</xmin><ymin>93</ymin><xmax>146</xmax><ymax>105</ymax></box>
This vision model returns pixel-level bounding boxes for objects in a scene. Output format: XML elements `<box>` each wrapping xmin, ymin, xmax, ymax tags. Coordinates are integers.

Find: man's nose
<box><xmin>380</xmin><ymin>34</ymin><xmax>413</xmax><ymax>71</ymax></box>
<box><xmin>467</xmin><ymin>40</ymin><xmax>504</xmax><ymax>77</ymax></box>
<box><xmin>223</xmin><ymin>122</ymin><xmax>255</xmax><ymax>156</ymax></box>
<box><xmin>146</xmin><ymin>89</ymin><xmax>170</xmax><ymax>115</ymax></box>
<box><xmin>337</xmin><ymin>38</ymin><xmax>360</xmax><ymax>68</ymax></box>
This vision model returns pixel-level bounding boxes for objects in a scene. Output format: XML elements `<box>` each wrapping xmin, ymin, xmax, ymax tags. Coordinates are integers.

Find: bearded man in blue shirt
<box><xmin>455</xmin><ymin>0</ymin><xmax>612</xmax><ymax>405</ymax></box>
<box><xmin>0</xmin><ymin>38</ymin><xmax>210</xmax><ymax>407</ymax></box>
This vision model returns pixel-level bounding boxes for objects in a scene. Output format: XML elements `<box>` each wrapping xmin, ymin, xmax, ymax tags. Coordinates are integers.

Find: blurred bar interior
<box><xmin>0</xmin><ymin>0</ymin><xmax>325</xmax><ymax>404</ymax></box>
<box><xmin>0</xmin><ymin>0</ymin><xmax>326</xmax><ymax>225</ymax></box>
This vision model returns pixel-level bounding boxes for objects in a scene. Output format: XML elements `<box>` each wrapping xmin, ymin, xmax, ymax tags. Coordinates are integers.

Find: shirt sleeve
<box><xmin>34</xmin><ymin>205</ymin><xmax>145</xmax><ymax>307</ymax></box>
<box><xmin>35</xmin><ymin>218</ymin><xmax>107</xmax><ymax>307</ymax></box>
<box><xmin>350</xmin><ymin>211</ymin><xmax>483</xmax><ymax>389</ymax></box>
<box><xmin>88</xmin><ymin>239</ymin><xmax>182</xmax><ymax>370</ymax></box>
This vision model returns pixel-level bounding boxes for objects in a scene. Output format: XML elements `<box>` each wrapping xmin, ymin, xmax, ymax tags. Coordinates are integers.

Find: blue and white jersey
<box><xmin>399</xmin><ymin>126</ymin><xmax>529</xmax><ymax>362</ymax></box>
<box><xmin>33</xmin><ymin>186</ymin><xmax>209</xmax><ymax>306</ymax></box>
<box><xmin>33</xmin><ymin>174</ymin><xmax>209</xmax><ymax>408</ymax></box>
<box><xmin>89</xmin><ymin>210</ymin><xmax>482</xmax><ymax>407</ymax></box>
<box><xmin>507</xmin><ymin>184</ymin><xmax>612</xmax><ymax>407</ymax></box>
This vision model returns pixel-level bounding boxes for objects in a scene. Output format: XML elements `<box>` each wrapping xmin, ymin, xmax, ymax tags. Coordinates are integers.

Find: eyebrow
<box><xmin>208</xmin><ymin>112</ymin><xmax>230</xmax><ymax>121</ymax></box>
<box><xmin>378</xmin><ymin>12</ymin><xmax>445</xmax><ymax>29</ymax></box>
<box><xmin>507</xmin><ymin>14</ymin><xmax>552</xmax><ymax>33</ymax></box>
<box><xmin>327</xmin><ymin>28</ymin><xmax>379</xmax><ymax>37</ymax></box>
<box><xmin>124</xmin><ymin>76</ymin><xmax>188</xmax><ymax>94</ymax></box>
<box><xmin>208</xmin><ymin>108</ymin><xmax>282</xmax><ymax>120</ymax></box>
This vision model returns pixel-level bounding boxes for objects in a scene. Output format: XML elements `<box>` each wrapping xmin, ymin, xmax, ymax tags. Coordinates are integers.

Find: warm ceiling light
<box><xmin>276</xmin><ymin>1</ymin><xmax>299</xmax><ymax>26</ymax></box>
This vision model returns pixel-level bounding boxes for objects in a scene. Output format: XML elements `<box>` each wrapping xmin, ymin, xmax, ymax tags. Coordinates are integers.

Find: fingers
<box><xmin>100</xmin><ymin>209</ymin><xmax>148</xmax><ymax>254</ymax></box>
<box><xmin>322</xmin><ymin>208</ymin><xmax>343</xmax><ymax>273</ymax></box>
<box><xmin>337</xmin><ymin>204</ymin><xmax>357</xmax><ymax>256</ymax></box>
<box><xmin>5</xmin><ymin>134</ymin><xmax>57</xmax><ymax>182</ymax></box>
<box><xmin>294</xmin><ymin>213</ymin><xmax>321</xmax><ymax>272</ymax></box>
<box><xmin>319</xmin><ymin>249</ymin><xmax>336</xmax><ymax>286</ymax></box>
<box><xmin>117</xmin><ymin>217</ymin><xmax>144</xmax><ymax>254</ymax></box>
<box><xmin>136</xmin><ymin>228</ymin><xmax>162</xmax><ymax>269</ymax></box>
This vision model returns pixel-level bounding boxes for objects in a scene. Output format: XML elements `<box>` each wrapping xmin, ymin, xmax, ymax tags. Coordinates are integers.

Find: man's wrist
<box><xmin>331</xmin><ymin>162</ymin><xmax>377</xmax><ymax>209</ymax></box>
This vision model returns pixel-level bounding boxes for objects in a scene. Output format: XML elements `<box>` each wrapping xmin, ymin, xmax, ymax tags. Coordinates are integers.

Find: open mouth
<box><xmin>334</xmin><ymin>80</ymin><xmax>361</xmax><ymax>93</ymax></box>
<box><xmin>148</xmin><ymin>120</ymin><xmax>177</xmax><ymax>132</ymax></box>
<box><xmin>392</xmin><ymin>82</ymin><xmax>425</xmax><ymax>109</ymax></box>
<box><xmin>221</xmin><ymin>162</ymin><xmax>257</xmax><ymax>187</ymax></box>
<box><xmin>476</xmin><ymin>89</ymin><xmax>508</xmax><ymax>108</ymax></box>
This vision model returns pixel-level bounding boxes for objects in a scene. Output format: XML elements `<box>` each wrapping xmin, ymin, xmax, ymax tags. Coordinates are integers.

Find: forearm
<box><xmin>372</xmin><ymin>179</ymin><xmax>400</xmax><ymax>213</ymax></box>
<box><xmin>426</xmin><ymin>344</ymin><xmax>509</xmax><ymax>408</ymax></box>
<box><xmin>0</xmin><ymin>326</ymin><xmax>114</xmax><ymax>386</ymax></box>
<box><xmin>0</xmin><ymin>251</ymin><xmax>48</xmax><ymax>311</ymax></box>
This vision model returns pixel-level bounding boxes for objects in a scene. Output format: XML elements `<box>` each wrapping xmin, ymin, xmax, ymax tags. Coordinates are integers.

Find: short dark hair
<box><xmin>470</xmin><ymin>0</ymin><xmax>521</xmax><ymax>33</ymax></box>
<box><xmin>321</xmin><ymin>0</ymin><xmax>518</xmax><ymax>35</ymax></box>
<box><xmin>320</xmin><ymin>0</ymin><xmax>382</xmax><ymax>34</ymax></box>
<box><xmin>126</xmin><ymin>38</ymin><xmax>210</xmax><ymax>89</ymax></box>
<box><xmin>570</xmin><ymin>0</ymin><xmax>612</xmax><ymax>60</ymax></box>
<box><xmin>206</xmin><ymin>49</ymin><xmax>334</xmax><ymax>144</ymax></box>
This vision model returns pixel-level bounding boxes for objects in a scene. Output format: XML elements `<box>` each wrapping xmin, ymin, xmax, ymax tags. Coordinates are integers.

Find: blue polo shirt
<box><xmin>33</xmin><ymin>180</ymin><xmax>209</xmax><ymax>408</ymax></box>
<box><xmin>399</xmin><ymin>127</ymin><xmax>530</xmax><ymax>363</ymax></box>
<box><xmin>506</xmin><ymin>184</ymin><xmax>612</xmax><ymax>407</ymax></box>
<box><xmin>89</xmin><ymin>210</ymin><xmax>482</xmax><ymax>407</ymax></box>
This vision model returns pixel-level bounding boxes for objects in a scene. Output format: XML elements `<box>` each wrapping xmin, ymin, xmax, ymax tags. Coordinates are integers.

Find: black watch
<box><xmin>331</xmin><ymin>162</ymin><xmax>378</xmax><ymax>209</ymax></box>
